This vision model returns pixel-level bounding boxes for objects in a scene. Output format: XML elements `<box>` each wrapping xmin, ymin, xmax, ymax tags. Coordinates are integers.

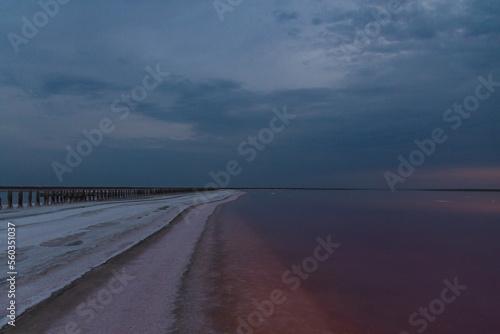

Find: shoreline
<box><xmin>176</xmin><ymin>194</ymin><xmax>352</xmax><ymax>334</ymax></box>
<box><xmin>172</xmin><ymin>198</ymin><xmax>238</xmax><ymax>333</ymax></box>
<box><xmin>1</xmin><ymin>190</ymin><xmax>243</xmax><ymax>332</ymax></box>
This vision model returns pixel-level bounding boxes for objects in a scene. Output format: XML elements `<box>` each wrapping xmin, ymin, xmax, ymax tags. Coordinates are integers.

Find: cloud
<box><xmin>40</xmin><ymin>74</ymin><xmax>117</xmax><ymax>97</ymax></box>
<box><xmin>0</xmin><ymin>0</ymin><xmax>499</xmax><ymax>187</ymax></box>
<box><xmin>273</xmin><ymin>10</ymin><xmax>299</xmax><ymax>23</ymax></box>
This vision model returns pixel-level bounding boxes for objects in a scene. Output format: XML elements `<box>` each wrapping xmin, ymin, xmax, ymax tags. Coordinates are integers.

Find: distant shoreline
<box><xmin>225</xmin><ymin>187</ymin><xmax>500</xmax><ymax>192</ymax></box>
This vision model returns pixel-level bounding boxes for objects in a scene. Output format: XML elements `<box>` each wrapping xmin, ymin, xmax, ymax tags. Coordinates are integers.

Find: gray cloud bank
<box><xmin>1</xmin><ymin>0</ymin><xmax>499</xmax><ymax>188</ymax></box>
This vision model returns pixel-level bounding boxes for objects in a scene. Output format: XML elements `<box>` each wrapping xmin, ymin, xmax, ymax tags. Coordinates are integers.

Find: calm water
<box><xmin>207</xmin><ymin>190</ymin><xmax>500</xmax><ymax>334</ymax></box>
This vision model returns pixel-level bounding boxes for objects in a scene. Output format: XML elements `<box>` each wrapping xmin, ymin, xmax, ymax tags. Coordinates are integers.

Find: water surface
<box><xmin>203</xmin><ymin>190</ymin><xmax>500</xmax><ymax>334</ymax></box>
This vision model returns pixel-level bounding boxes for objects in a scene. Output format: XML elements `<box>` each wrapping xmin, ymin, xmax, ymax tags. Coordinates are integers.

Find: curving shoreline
<box><xmin>1</xmin><ymin>190</ymin><xmax>243</xmax><ymax>333</ymax></box>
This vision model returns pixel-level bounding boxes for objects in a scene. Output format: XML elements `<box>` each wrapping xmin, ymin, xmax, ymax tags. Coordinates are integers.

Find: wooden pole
<box><xmin>28</xmin><ymin>190</ymin><xmax>33</xmax><ymax>207</ymax></box>
<box><xmin>18</xmin><ymin>191</ymin><xmax>23</xmax><ymax>208</ymax></box>
<box><xmin>8</xmin><ymin>191</ymin><xmax>13</xmax><ymax>209</ymax></box>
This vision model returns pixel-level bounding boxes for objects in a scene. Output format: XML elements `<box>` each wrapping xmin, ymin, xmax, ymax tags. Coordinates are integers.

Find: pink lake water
<box><xmin>182</xmin><ymin>190</ymin><xmax>500</xmax><ymax>334</ymax></box>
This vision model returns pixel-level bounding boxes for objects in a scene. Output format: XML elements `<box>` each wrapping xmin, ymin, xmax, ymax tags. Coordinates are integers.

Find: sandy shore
<box><xmin>2</xmin><ymin>191</ymin><xmax>243</xmax><ymax>333</ymax></box>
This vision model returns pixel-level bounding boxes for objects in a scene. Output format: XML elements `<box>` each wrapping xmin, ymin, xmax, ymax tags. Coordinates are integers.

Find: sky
<box><xmin>0</xmin><ymin>0</ymin><xmax>499</xmax><ymax>189</ymax></box>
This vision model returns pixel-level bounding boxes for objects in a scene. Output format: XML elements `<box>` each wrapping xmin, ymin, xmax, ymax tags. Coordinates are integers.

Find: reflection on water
<box><xmin>210</xmin><ymin>190</ymin><xmax>500</xmax><ymax>334</ymax></box>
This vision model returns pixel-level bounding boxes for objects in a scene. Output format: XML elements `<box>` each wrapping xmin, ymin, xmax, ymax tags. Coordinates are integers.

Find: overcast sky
<box><xmin>1</xmin><ymin>0</ymin><xmax>499</xmax><ymax>189</ymax></box>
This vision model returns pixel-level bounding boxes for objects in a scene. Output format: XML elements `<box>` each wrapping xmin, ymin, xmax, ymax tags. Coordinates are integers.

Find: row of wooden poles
<box><xmin>0</xmin><ymin>188</ymin><xmax>200</xmax><ymax>209</ymax></box>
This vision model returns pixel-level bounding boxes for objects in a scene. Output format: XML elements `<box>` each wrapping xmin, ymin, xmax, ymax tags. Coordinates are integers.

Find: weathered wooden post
<box><xmin>28</xmin><ymin>190</ymin><xmax>33</xmax><ymax>207</ymax></box>
<box><xmin>18</xmin><ymin>191</ymin><xmax>23</xmax><ymax>208</ymax></box>
<box><xmin>36</xmin><ymin>191</ymin><xmax>41</xmax><ymax>206</ymax></box>
<box><xmin>8</xmin><ymin>191</ymin><xmax>13</xmax><ymax>209</ymax></box>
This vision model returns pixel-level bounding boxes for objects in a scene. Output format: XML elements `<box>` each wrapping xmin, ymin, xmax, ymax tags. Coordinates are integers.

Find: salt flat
<box><xmin>0</xmin><ymin>190</ymin><xmax>241</xmax><ymax>329</ymax></box>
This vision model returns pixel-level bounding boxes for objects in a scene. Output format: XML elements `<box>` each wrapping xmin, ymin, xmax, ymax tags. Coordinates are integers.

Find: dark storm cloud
<box><xmin>0</xmin><ymin>0</ymin><xmax>499</xmax><ymax>187</ymax></box>
<box><xmin>41</xmin><ymin>74</ymin><xmax>117</xmax><ymax>97</ymax></box>
<box><xmin>273</xmin><ymin>10</ymin><xmax>299</xmax><ymax>23</ymax></box>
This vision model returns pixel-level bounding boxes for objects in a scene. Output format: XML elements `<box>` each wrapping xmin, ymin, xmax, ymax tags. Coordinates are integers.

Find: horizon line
<box><xmin>0</xmin><ymin>186</ymin><xmax>499</xmax><ymax>192</ymax></box>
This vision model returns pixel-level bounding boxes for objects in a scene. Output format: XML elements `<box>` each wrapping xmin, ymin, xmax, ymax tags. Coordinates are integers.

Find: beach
<box><xmin>0</xmin><ymin>190</ymin><xmax>242</xmax><ymax>332</ymax></box>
